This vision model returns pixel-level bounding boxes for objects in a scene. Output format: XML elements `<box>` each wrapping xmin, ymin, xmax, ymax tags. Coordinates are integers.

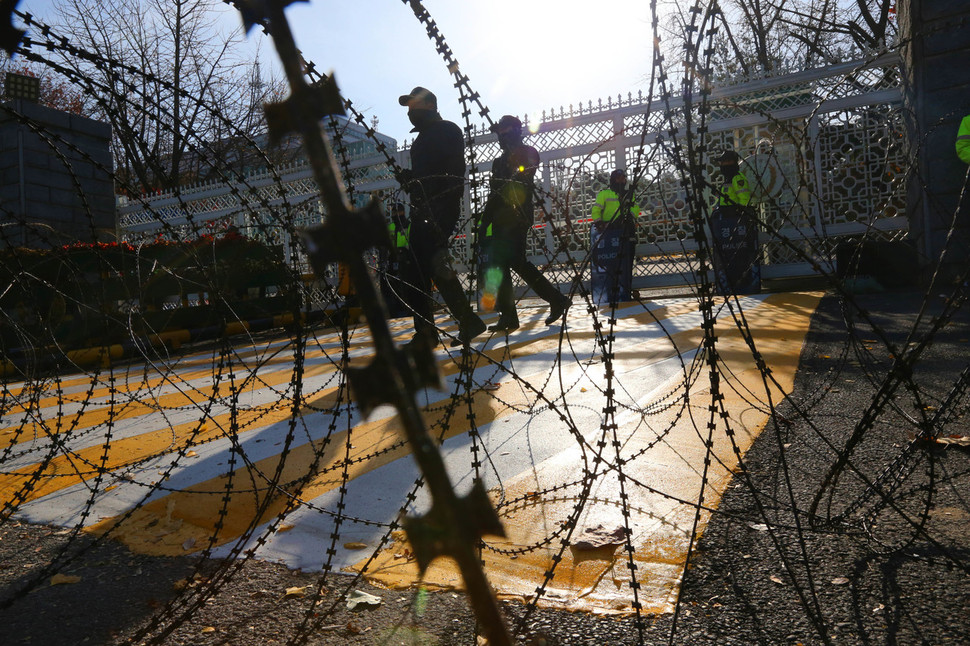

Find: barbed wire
<box><xmin>1</xmin><ymin>1</ymin><xmax>969</xmax><ymax>645</ymax></box>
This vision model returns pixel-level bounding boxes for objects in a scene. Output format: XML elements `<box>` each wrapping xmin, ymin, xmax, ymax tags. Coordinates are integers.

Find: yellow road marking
<box><xmin>9</xmin><ymin>292</ymin><xmax>762</xmax><ymax>589</ymax></box>
<box><xmin>75</xmin><ymin>298</ymin><xmax>753</xmax><ymax>555</ymax></box>
<box><xmin>353</xmin><ymin>292</ymin><xmax>822</xmax><ymax>614</ymax></box>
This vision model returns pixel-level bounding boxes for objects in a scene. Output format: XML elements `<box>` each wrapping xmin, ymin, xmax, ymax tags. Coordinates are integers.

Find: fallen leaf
<box><xmin>346</xmin><ymin>590</ymin><xmax>382</xmax><ymax>610</ymax></box>
<box><xmin>186</xmin><ymin>450</ymin><xmax>198</xmax><ymax>457</ymax></box>
<box><xmin>277</xmin><ymin>524</ymin><xmax>295</xmax><ymax>533</ymax></box>
<box><xmin>343</xmin><ymin>542</ymin><xmax>368</xmax><ymax>550</ymax></box>
<box><xmin>182</xmin><ymin>538</ymin><xmax>196</xmax><ymax>551</ymax></box>
<box><xmin>201</xmin><ymin>626</ymin><xmax>215</xmax><ymax>633</ymax></box>
<box><xmin>873</xmin><ymin>603</ymin><xmax>885</xmax><ymax>613</ymax></box>
<box><xmin>830</xmin><ymin>577</ymin><xmax>850</xmax><ymax>585</ymax></box>
<box><xmin>933</xmin><ymin>435</ymin><xmax>970</xmax><ymax>447</ymax></box>
<box><xmin>769</xmin><ymin>575</ymin><xmax>784</xmax><ymax>585</ymax></box>
<box><xmin>748</xmin><ymin>523</ymin><xmax>770</xmax><ymax>531</ymax></box>
<box><xmin>50</xmin><ymin>574</ymin><xmax>81</xmax><ymax>585</ymax></box>
<box><xmin>284</xmin><ymin>586</ymin><xmax>308</xmax><ymax>598</ymax></box>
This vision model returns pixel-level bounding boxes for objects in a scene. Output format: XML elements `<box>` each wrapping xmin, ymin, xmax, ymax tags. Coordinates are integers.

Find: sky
<box><xmin>285</xmin><ymin>0</ymin><xmax>659</xmax><ymax>144</ymax></box>
<box><xmin>16</xmin><ymin>0</ymin><xmax>661</xmax><ymax>145</ymax></box>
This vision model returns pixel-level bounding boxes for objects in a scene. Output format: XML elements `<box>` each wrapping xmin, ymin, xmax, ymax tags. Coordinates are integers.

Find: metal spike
<box><xmin>298</xmin><ymin>199</ymin><xmax>388</xmax><ymax>268</ymax></box>
<box><xmin>403</xmin><ymin>480</ymin><xmax>505</xmax><ymax>574</ymax></box>
<box><xmin>0</xmin><ymin>0</ymin><xmax>25</xmax><ymax>55</ymax></box>
<box><xmin>264</xmin><ymin>75</ymin><xmax>345</xmax><ymax>146</ymax></box>
<box><xmin>235</xmin><ymin>0</ymin><xmax>307</xmax><ymax>34</ymax></box>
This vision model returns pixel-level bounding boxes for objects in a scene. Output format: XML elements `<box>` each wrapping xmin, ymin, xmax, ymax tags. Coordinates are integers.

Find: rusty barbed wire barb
<box><xmin>242</xmin><ymin>2</ymin><xmax>512</xmax><ymax>644</ymax></box>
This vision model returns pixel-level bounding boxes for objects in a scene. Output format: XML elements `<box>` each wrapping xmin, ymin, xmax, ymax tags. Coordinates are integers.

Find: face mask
<box><xmin>408</xmin><ymin>109</ymin><xmax>432</xmax><ymax>129</ymax></box>
<box><xmin>497</xmin><ymin>131</ymin><xmax>518</xmax><ymax>148</ymax></box>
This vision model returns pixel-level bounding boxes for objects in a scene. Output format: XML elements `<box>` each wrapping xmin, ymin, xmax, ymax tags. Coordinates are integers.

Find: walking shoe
<box><xmin>488</xmin><ymin>317</ymin><xmax>519</xmax><ymax>332</ymax></box>
<box><xmin>545</xmin><ymin>297</ymin><xmax>570</xmax><ymax>326</ymax></box>
<box><xmin>403</xmin><ymin>328</ymin><xmax>438</xmax><ymax>350</ymax></box>
<box><xmin>450</xmin><ymin>315</ymin><xmax>487</xmax><ymax>347</ymax></box>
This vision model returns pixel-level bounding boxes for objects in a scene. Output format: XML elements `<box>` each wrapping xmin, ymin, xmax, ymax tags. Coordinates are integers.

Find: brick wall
<box><xmin>0</xmin><ymin>99</ymin><xmax>113</xmax><ymax>249</ymax></box>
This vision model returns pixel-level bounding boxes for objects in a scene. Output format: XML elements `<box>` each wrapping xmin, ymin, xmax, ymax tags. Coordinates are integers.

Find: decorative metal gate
<box><xmin>118</xmin><ymin>53</ymin><xmax>907</xmax><ymax>294</ymax></box>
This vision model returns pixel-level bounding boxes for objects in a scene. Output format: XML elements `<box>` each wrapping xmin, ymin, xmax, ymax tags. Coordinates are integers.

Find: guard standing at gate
<box><xmin>710</xmin><ymin>149</ymin><xmax>760</xmax><ymax>295</ymax></box>
<box><xmin>591</xmin><ymin>169</ymin><xmax>640</xmax><ymax>306</ymax></box>
<box><xmin>380</xmin><ymin>202</ymin><xmax>410</xmax><ymax>318</ymax></box>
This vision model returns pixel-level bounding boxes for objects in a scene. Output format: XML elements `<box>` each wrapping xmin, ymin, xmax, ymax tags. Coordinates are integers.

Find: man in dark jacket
<box><xmin>397</xmin><ymin>87</ymin><xmax>486</xmax><ymax>347</ymax></box>
<box><xmin>478</xmin><ymin>115</ymin><xmax>569</xmax><ymax>330</ymax></box>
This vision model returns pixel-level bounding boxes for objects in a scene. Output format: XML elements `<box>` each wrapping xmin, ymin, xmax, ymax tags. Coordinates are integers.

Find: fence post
<box><xmin>899</xmin><ymin>0</ymin><xmax>970</xmax><ymax>285</ymax></box>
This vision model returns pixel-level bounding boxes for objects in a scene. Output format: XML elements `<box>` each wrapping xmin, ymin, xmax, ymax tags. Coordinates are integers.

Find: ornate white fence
<box><xmin>118</xmin><ymin>53</ymin><xmax>907</xmax><ymax>294</ymax></box>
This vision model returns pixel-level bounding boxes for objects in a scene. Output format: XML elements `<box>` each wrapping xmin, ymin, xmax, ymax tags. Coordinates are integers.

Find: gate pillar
<box><xmin>900</xmin><ymin>1</ymin><xmax>970</xmax><ymax>285</ymax></box>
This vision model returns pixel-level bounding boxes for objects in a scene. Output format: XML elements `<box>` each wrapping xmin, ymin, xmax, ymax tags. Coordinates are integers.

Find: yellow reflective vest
<box><xmin>592</xmin><ymin>188</ymin><xmax>641</xmax><ymax>223</ymax></box>
<box><xmin>387</xmin><ymin>221</ymin><xmax>409</xmax><ymax>249</ymax></box>
<box><xmin>718</xmin><ymin>172</ymin><xmax>751</xmax><ymax>207</ymax></box>
<box><xmin>958</xmin><ymin>114</ymin><xmax>970</xmax><ymax>164</ymax></box>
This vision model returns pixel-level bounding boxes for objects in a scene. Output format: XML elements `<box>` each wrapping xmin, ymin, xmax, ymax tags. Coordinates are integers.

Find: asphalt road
<box><xmin>1</xmin><ymin>287</ymin><xmax>969</xmax><ymax>645</ymax></box>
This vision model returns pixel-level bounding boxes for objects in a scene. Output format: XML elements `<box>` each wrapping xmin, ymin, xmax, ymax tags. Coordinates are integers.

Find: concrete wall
<box><xmin>900</xmin><ymin>1</ymin><xmax>970</xmax><ymax>284</ymax></box>
<box><xmin>0</xmin><ymin>99</ymin><xmax>113</xmax><ymax>249</ymax></box>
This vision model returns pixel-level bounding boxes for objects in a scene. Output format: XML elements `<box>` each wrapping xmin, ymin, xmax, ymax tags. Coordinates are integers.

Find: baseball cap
<box><xmin>398</xmin><ymin>87</ymin><xmax>437</xmax><ymax>110</ymax></box>
<box><xmin>490</xmin><ymin>115</ymin><xmax>523</xmax><ymax>134</ymax></box>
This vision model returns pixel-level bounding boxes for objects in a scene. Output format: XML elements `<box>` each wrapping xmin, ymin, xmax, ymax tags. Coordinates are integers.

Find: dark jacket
<box><xmin>482</xmin><ymin>142</ymin><xmax>540</xmax><ymax>234</ymax></box>
<box><xmin>408</xmin><ymin>115</ymin><xmax>466</xmax><ymax>239</ymax></box>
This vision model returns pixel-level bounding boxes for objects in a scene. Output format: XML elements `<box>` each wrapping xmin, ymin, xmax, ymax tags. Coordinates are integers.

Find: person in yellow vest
<box><xmin>591</xmin><ymin>169</ymin><xmax>640</xmax><ymax>305</ymax></box>
<box><xmin>381</xmin><ymin>202</ymin><xmax>411</xmax><ymax>317</ymax></box>
<box><xmin>710</xmin><ymin>149</ymin><xmax>760</xmax><ymax>295</ymax></box>
<box><xmin>717</xmin><ymin>150</ymin><xmax>752</xmax><ymax>209</ymax></box>
<box><xmin>387</xmin><ymin>202</ymin><xmax>410</xmax><ymax>250</ymax></box>
<box><xmin>958</xmin><ymin>113</ymin><xmax>970</xmax><ymax>164</ymax></box>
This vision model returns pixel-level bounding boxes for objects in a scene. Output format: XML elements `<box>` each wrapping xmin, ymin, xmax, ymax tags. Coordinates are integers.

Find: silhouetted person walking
<box><xmin>478</xmin><ymin>115</ymin><xmax>568</xmax><ymax>331</ymax></box>
<box><xmin>396</xmin><ymin>87</ymin><xmax>486</xmax><ymax>347</ymax></box>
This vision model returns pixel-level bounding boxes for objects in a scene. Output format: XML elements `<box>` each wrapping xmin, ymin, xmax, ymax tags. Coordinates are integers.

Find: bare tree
<box><xmin>44</xmin><ymin>0</ymin><xmax>285</xmax><ymax>193</ymax></box>
<box><xmin>659</xmin><ymin>0</ymin><xmax>898</xmax><ymax>83</ymax></box>
<box><xmin>0</xmin><ymin>59</ymin><xmax>88</xmax><ymax>114</ymax></box>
